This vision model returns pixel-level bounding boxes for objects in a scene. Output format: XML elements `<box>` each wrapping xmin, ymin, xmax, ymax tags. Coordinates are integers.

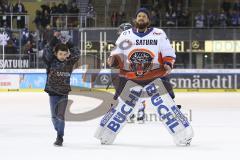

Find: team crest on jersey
<box><xmin>128</xmin><ymin>49</ymin><xmax>154</xmax><ymax>77</ymax></box>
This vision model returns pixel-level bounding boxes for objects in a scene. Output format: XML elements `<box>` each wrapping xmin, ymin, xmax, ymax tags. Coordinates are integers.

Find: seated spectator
<box><xmin>0</xmin><ymin>3</ymin><xmax>4</xmax><ymax>14</ymax></box>
<box><xmin>33</xmin><ymin>10</ymin><xmax>42</xmax><ymax>31</ymax></box>
<box><xmin>111</xmin><ymin>11</ymin><xmax>118</xmax><ymax>27</ymax></box>
<box><xmin>58</xmin><ymin>0</ymin><xmax>68</xmax><ymax>14</ymax></box>
<box><xmin>50</xmin><ymin>2</ymin><xmax>59</xmax><ymax>28</ymax></box>
<box><xmin>5</xmin><ymin>40</ymin><xmax>17</xmax><ymax>55</ymax></box>
<box><xmin>11</xmin><ymin>33</ymin><xmax>20</xmax><ymax>49</ymax></box>
<box><xmin>218</xmin><ymin>10</ymin><xmax>228</xmax><ymax>27</ymax></box>
<box><xmin>150</xmin><ymin>10</ymin><xmax>160</xmax><ymax>27</ymax></box>
<box><xmin>165</xmin><ymin>6</ymin><xmax>176</xmax><ymax>26</ymax></box>
<box><xmin>87</xmin><ymin>3</ymin><xmax>95</xmax><ymax>16</ymax></box>
<box><xmin>1</xmin><ymin>1</ymin><xmax>14</xmax><ymax>28</ymax></box>
<box><xmin>42</xmin><ymin>25</ymin><xmax>54</xmax><ymax>44</ymax></box>
<box><xmin>233</xmin><ymin>0</ymin><xmax>240</xmax><ymax>11</ymax></box>
<box><xmin>178</xmin><ymin>9</ymin><xmax>190</xmax><ymax>26</ymax></box>
<box><xmin>21</xmin><ymin>27</ymin><xmax>31</xmax><ymax>46</ymax></box>
<box><xmin>228</xmin><ymin>9</ymin><xmax>239</xmax><ymax>26</ymax></box>
<box><xmin>67</xmin><ymin>2</ymin><xmax>79</xmax><ymax>27</ymax></box>
<box><xmin>14</xmin><ymin>0</ymin><xmax>26</xmax><ymax>13</ymax></box>
<box><xmin>41</xmin><ymin>2</ymin><xmax>51</xmax><ymax>15</ymax></box>
<box><xmin>23</xmin><ymin>40</ymin><xmax>36</xmax><ymax>67</ymax></box>
<box><xmin>222</xmin><ymin>0</ymin><xmax>231</xmax><ymax>13</ymax></box>
<box><xmin>195</xmin><ymin>12</ymin><xmax>205</xmax><ymax>28</ymax></box>
<box><xmin>206</xmin><ymin>10</ymin><xmax>216</xmax><ymax>27</ymax></box>
<box><xmin>68</xmin><ymin>2</ymin><xmax>79</xmax><ymax>13</ymax></box>
<box><xmin>176</xmin><ymin>1</ymin><xmax>183</xmax><ymax>18</ymax></box>
<box><xmin>140</xmin><ymin>0</ymin><xmax>152</xmax><ymax>9</ymax></box>
<box><xmin>50</xmin><ymin>2</ymin><xmax>59</xmax><ymax>14</ymax></box>
<box><xmin>152</xmin><ymin>0</ymin><xmax>162</xmax><ymax>13</ymax></box>
<box><xmin>23</xmin><ymin>40</ymin><xmax>34</xmax><ymax>55</ymax></box>
<box><xmin>14</xmin><ymin>0</ymin><xmax>27</xmax><ymax>28</ymax></box>
<box><xmin>55</xmin><ymin>17</ymin><xmax>64</xmax><ymax>28</ymax></box>
<box><xmin>41</xmin><ymin>10</ymin><xmax>51</xmax><ymax>29</ymax></box>
<box><xmin>87</xmin><ymin>3</ymin><xmax>96</xmax><ymax>27</ymax></box>
<box><xmin>9</xmin><ymin>1</ymin><xmax>14</xmax><ymax>13</ymax></box>
<box><xmin>0</xmin><ymin>4</ymin><xmax>4</xmax><ymax>27</ymax></box>
<box><xmin>2</xmin><ymin>1</ymin><xmax>10</xmax><ymax>13</ymax></box>
<box><xmin>164</xmin><ymin>0</ymin><xmax>176</xmax><ymax>12</ymax></box>
<box><xmin>118</xmin><ymin>11</ymin><xmax>126</xmax><ymax>25</ymax></box>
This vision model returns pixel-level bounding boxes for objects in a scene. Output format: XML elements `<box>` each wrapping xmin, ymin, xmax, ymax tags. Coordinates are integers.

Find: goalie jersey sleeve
<box><xmin>158</xmin><ymin>31</ymin><xmax>176</xmax><ymax>68</ymax></box>
<box><xmin>109</xmin><ymin>33</ymin><xmax>129</xmax><ymax>69</ymax></box>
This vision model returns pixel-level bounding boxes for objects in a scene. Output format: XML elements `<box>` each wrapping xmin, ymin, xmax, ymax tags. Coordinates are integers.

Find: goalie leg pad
<box><xmin>144</xmin><ymin>78</ymin><xmax>194</xmax><ymax>146</ymax></box>
<box><xmin>94</xmin><ymin>80</ymin><xmax>143</xmax><ymax>144</ymax></box>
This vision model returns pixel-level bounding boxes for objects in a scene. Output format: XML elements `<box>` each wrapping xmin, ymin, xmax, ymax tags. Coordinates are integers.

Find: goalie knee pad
<box><xmin>144</xmin><ymin>79</ymin><xmax>194</xmax><ymax>146</ymax></box>
<box><xmin>94</xmin><ymin>80</ymin><xmax>142</xmax><ymax>144</ymax></box>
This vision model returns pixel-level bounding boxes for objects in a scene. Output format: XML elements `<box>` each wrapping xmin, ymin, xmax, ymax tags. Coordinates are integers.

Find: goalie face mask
<box><xmin>128</xmin><ymin>50</ymin><xmax>154</xmax><ymax>77</ymax></box>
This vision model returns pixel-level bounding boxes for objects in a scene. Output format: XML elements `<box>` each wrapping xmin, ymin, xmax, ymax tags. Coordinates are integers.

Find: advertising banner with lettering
<box><xmin>0</xmin><ymin>74</ymin><xmax>19</xmax><ymax>89</ymax></box>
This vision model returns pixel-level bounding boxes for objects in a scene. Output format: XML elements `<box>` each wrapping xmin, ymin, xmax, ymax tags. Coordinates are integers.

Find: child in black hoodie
<box><xmin>42</xmin><ymin>31</ymin><xmax>80</xmax><ymax>146</ymax></box>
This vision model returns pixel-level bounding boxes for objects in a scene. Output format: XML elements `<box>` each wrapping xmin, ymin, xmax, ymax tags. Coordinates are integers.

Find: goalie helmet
<box><xmin>117</xmin><ymin>23</ymin><xmax>132</xmax><ymax>35</ymax></box>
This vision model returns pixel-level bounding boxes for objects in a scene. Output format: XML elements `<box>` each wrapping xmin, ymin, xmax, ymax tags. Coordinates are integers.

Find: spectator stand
<box><xmin>141</xmin><ymin>0</ymin><xmax>240</xmax><ymax>28</ymax></box>
<box><xmin>0</xmin><ymin>27</ymin><xmax>38</xmax><ymax>69</ymax></box>
<box><xmin>0</xmin><ymin>0</ymin><xmax>29</xmax><ymax>29</ymax></box>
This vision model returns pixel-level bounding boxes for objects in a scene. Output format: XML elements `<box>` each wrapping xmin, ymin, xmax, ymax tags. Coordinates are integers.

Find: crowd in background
<box><xmin>138</xmin><ymin>0</ymin><xmax>190</xmax><ymax>27</ymax></box>
<box><xmin>0</xmin><ymin>0</ymin><xmax>27</xmax><ymax>28</ymax></box>
<box><xmin>195</xmin><ymin>0</ymin><xmax>240</xmax><ymax>28</ymax></box>
<box><xmin>1</xmin><ymin>0</ymin><xmax>240</xmax><ymax>68</ymax></box>
<box><xmin>0</xmin><ymin>0</ymin><xmax>32</xmax><ymax>56</ymax></box>
<box><xmin>2</xmin><ymin>0</ymin><xmax>240</xmax><ymax>32</ymax></box>
<box><xmin>0</xmin><ymin>0</ymin><xmax>96</xmax><ymax>66</ymax></box>
<box><xmin>139</xmin><ymin>0</ymin><xmax>240</xmax><ymax>28</ymax></box>
<box><xmin>1</xmin><ymin>0</ymin><xmax>96</xmax><ymax>30</ymax></box>
<box><xmin>33</xmin><ymin>0</ymin><xmax>80</xmax><ymax>31</ymax></box>
<box><xmin>111</xmin><ymin>10</ymin><xmax>126</xmax><ymax>27</ymax></box>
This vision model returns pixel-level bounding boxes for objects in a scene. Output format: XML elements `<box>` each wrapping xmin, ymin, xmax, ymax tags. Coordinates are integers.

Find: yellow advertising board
<box><xmin>205</xmin><ymin>41</ymin><xmax>240</xmax><ymax>53</ymax></box>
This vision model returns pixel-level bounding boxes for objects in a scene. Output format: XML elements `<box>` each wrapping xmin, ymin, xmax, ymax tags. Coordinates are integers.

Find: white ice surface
<box><xmin>0</xmin><ymin>92</ymin><xmax>240</xmax><ymax>160</ymax></box>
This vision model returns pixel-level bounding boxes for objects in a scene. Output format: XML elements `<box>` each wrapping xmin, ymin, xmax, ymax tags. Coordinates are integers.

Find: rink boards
<box><xmin>0</xmin><ymin>69</ymin><xmax>240</xmax><ymax>92</ymax></box>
